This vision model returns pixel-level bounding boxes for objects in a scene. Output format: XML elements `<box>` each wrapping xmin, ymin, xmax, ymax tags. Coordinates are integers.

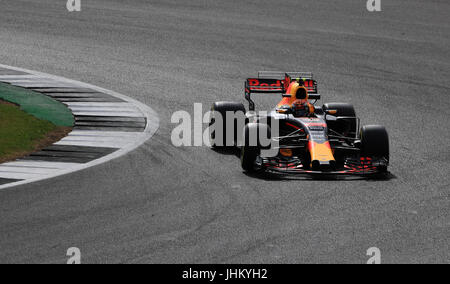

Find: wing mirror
<box><xmin>325</xmin><ymin>109</ymin><xmax>337</xmax><ymax>121</ymax></box>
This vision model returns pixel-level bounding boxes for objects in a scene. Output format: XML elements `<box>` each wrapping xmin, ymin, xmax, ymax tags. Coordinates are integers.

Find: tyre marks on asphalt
<box><xmin>0</xmin><ymin>66</ymin><xmax>158</xmax><ymax>189</ymax></box>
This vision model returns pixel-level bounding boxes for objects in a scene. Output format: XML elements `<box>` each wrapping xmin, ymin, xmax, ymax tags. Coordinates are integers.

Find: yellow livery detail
<box><xmin>308</xmin><ymin>141</ymin><xmax>335</xmax><ymax>163</ymax></box>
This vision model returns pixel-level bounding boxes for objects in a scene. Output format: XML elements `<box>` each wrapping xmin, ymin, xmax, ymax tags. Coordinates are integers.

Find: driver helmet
<box><xmin>295</xmin><ymin>86</ymin><xmax>308</xmax><ymax>101</ymax></box>
<box><xmin>292</xmin><ymin>100</ymin><xmax>309</xmax><ymax>117</ymax></box>
<box><xmin>291</xmin><ymin>86</ymin><xmax>309</xmax><ymax>117</ymax></box>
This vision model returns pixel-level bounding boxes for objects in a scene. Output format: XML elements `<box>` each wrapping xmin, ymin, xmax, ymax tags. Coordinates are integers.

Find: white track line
<box><xmin>55</xmin><ymin>132</ymin><xmax>145</xmax><ymax>148</ymax></box>
<box><xmin>0</xmin><ymin>161</ymin><xmax>82</xmax><ymax>169</ymax></box>
<box><xmin>70</xmin><ymin>111</ymin><xmax>144</xmax><ymax>117</ymax></box>
<box><xmin>0</xmin><ymin>64</ymin><xmax>159</xmax><ymax>190</ymax></box>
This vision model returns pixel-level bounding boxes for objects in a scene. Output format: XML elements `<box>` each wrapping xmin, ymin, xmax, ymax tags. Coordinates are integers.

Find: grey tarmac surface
<box><xmin>0</xmin><ymin>0</ymin><xmax>449</xmax><ymax>263</ymax></box>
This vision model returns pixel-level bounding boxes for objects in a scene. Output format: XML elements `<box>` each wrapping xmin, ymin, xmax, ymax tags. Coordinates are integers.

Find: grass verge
<box><xmin>0</xmin><ymin>100</ymin><xmax>71</xmax><ymax>164</ymax></box>
<box><xmin>0</xmin><ymin>82</ymin><xmax>74</xmax><ymax>127</ymax></box>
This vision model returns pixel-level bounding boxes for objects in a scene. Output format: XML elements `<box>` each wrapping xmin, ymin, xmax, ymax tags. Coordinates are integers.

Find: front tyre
<box><xmin>240</xmin><ymin>145</ymin><xmax>259</xmax><ymax>172</ymax></box>
<box><xmin>361</xmin><ymin>125</ymin><xmax>390</xmax><ymax>172</ymax></box>
<box><xmin>240</xmin><ymin>123</ymin><xmax>270</xmax><ymax>172</ymax></box>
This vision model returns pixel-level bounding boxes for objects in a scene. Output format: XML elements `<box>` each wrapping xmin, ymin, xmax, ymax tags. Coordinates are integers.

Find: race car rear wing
<box><xmin>258</xmin><ymin>71</ymin><xmax>313</xmax><ymax>80</ymax></box>
<box><xmin>245</xmin><ymin>78</ymin><xmax>285</xmax><ymax>94</ymax></box>
<box><xmin>245</xmin><ymin>71</ymin><xmax>320</xmax><ymax>111</ymax></box>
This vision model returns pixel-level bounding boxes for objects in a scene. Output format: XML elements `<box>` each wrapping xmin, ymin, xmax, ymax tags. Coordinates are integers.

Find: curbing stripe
<box><xmin>0</xmin><ymin>178</ymin><xmax>24</xmax><ymax>185</ymax></box>
<box><xmin>0</xmin><ymin>64</ymin><xmax>159</xmax><ymax>190</ymax></box>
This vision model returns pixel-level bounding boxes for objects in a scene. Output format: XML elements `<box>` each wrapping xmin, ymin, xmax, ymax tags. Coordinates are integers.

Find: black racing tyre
<box><xmin>210</xmin><ymin>102</ymin><xmax>246</xmax><ymax>149</ymax></box>
<box><xmin>240</xmin><ymin>145</ymin><xmax>259</xmax><ymax>172</ymax></box>
<box><xmin>240</xmin><ymin>123</ymin><xmax>271</xmax><ymax>172</ymax></box>
<box><xmin>361</xmin><ymin>125</ymin><xmax>390</xmax><ymax>170</ymax></box>
<box><xmin>323</xmin><ymin>103</ymin><xmax>357</xmax><ymax>137</ymax></box>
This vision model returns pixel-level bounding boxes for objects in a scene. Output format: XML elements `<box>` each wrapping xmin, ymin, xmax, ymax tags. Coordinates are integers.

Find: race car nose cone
<box><xmin>311</xmin><ymin>160</ymin><xmax>336</xmax><ymax>171</ymax></box>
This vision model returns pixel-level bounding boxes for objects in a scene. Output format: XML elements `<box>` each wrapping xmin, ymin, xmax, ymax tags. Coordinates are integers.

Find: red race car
<box><xmin>210</xmin><ymin>71</ymin><xmax>389</xmax><ymax>176</ymax></box>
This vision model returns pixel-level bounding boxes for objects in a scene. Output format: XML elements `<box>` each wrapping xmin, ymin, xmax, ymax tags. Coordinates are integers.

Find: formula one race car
<box><xmin>210</xmin><ymin>71</ymin><xmax>389</xmax><ymax>176</ymax></box>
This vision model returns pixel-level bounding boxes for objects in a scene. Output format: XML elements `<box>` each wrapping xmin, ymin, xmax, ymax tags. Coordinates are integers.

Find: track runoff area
<box><xmin>0</xmin><ymin>64</ymin><xmax>158</xmax><ymax>190</ymax></box>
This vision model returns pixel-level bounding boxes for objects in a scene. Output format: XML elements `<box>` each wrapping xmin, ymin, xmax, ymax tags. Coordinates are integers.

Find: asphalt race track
<box><xmin>0</xmin><ymin>0</ymin><xmax>449</xmax><ymax>263</ymax></box>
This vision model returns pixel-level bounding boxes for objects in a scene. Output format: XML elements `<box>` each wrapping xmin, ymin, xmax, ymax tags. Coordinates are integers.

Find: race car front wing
<box><xmin>258</xmin><ymin>156</ymin><xmax>388</xmax><ymax>176</ymax></box>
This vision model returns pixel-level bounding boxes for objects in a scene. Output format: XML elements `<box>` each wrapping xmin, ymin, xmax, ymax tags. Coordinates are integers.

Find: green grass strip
<box><xmin>0</xmin><ymin>82</ymin><xmax>74</xmax><ymax>127</ymax></box>
<box><xmin>0</xmin><ymin>102</ymin><xmax>57</xmax><ymax>158</ymax></box>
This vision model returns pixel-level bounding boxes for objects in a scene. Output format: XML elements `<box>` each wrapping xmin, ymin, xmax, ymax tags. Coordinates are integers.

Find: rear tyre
<box><xmin>323</xmin><ymin>103</ymin><xmax>357</xmax><ymax>137</ymax></box>
<box><xmin>361</xmin><ymin>125</ymin><xmax>390</xmax><ymax>172</ymax></box>
<box><xmin>210</xmin><ymin>102</ymin><xmax>246</xmax><ymax>149</ymax></box>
